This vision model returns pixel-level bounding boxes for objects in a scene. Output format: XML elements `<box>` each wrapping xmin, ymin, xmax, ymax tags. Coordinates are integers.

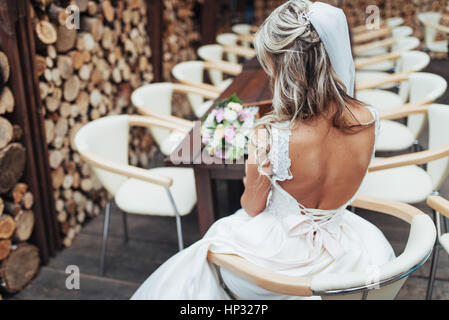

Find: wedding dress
<box><xmin>131</xmin><ymin>106</ymin><xmax>395</xmax><ymax>300</ymax></box>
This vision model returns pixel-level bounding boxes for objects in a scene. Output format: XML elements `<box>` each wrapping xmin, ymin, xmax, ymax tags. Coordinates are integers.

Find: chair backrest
<box><xmin>172</xmin><ymin>61</ymin><xmax>207</xmax><ymax>111</ymax></box>
<box><xmin>232</xmin><ymin>24</ymin><xmax>252</xmax><ymax>35</ymax></box>
<box><xmin>210</xmin><ymin>197</ymin><xmax>435</xmax><ymax>300</ymax></box>
<box><xmin>418</xmin><ymin>12</ymin><xmax>442</xmax><ymax>48</ymax></box>
<box><xmin>74</xmin><ymin>115</ymin><xmax>129</xmax><ymax>195</ymax></box>
<box><xmin>216</xmin><ymin>33</ymin><xmax>238</xmax><ymax>63</ymax></box>
<box><xmin>396</xmin><ymin>51</ymin><xmax>430</xmax><ymax>101</ymax></box>
<box><xmin>197</xmin><ymin>45</ymin><xmax>225</xmax><ymax>85</ymax></box>
<box><xmin>231</xmin><ymin>24</ymin><xmax>253</xmax><ymax>48</ymax></box>
<box><xmin>427</xmin><ymin>104</ymin><xmax>449</xmax><ymax>190</ymax></box>
<box><xmin>407</xmin><ymin>73</ymin><xmax>447</xmax><ymax>138</ymax></box>
<box><xmin>131</xmin><ymin>83</ymin><xmax>174</xmax><ymax>147</ymax></box>
<box><xmin>392</xmin><ymin>26</ymin><xmax>413</xmax><ymax>39</ymax></box>
<box><xmin>386</xmin><ymin>17</ymin><xmax>404</xmax><ymax>28</ymax></box>
<box><xmin>392</xmin><ymin>36</ymin><xmax>420</xmax><ymax>53</ymax></box>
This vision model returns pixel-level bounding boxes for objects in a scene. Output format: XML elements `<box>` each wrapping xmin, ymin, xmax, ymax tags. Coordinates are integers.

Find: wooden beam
<box><xmin>146</xmin><ymin>0</ymin><xmax>163</xmax><ymax>82</ymax></box>
<box><xmin>201</xmin><ymin>0</ymin><xmax>217</xmax><ymax>45</ymax></box>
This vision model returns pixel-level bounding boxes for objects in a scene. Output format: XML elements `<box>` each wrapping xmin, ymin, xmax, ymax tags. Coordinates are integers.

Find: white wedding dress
<box><xmin>131</xmin><ymin>106</ymin><xmax>395</xmax><ymax>300</ymax></box>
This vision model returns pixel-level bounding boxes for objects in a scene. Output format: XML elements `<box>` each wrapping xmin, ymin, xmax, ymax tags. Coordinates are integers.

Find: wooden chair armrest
<box><xmin>353</xmin><ymin>194</ymin><xmax>423</xmax><ymax>223</ymax></box>
<box><xmin>207</xmin><ymin>252</ymin><xmax>313</xmax><ymax>297</ymax></box>
<box><xmin>352</xmin><ymin>26</ymin><xmax>392</xmax><ymax>44</ymax></box>
<box><xmin>353</xmin><ymin>37</ymin><xmax>397</xmax><ymax>55</ymax></box>
<box><xmin>237</xmin><ymin>34</ymin><xmax>255</xmax><ymax>44</ymax></box>
<box><xmin>128</xmin><ymin>115</ymin><xmax>190</xmax><ymax>132</ymax></box>
<box><xmin>355</xmin><ymin>52</ymin><xmax>401</xmax><ymax>69</ymax></box>
<box><xmin>134</xmin><ymin>109</ymin><xmax>193</xmax><ymax>131</ymax></box>
<box><xmin>356</xmin><ymin>70</ymin><xmax>413</xmax><ymax>91</ymax></box>
<box><xmin>421</xmin><ymin>20</ymin><xmax>449</xmax><ymax>34</ymax></box>
<box><xmin>177</xmin><ymin>79</ymin><xmax>222</xmax><ymax>94</ymax></box>
<box><xmin>223</xmin><ymin>45</ymin><xmax>256</xmax><ymax>59</ymax></box>
<box><xmin>204</xmin><ymin>60</ymin><xmax>243</xmax><ymax>76</ymax></box>
<box><xmin>368</xmin><ymin>143</ymin><xmax>449</xmax><ymax>172</ymax></box>
<box><xmin>172</xmin><ymin>83</ymin><xmax>219</xmax><ymax>100</ymax></box>
<box><xmin>427</xmin><ymin>195</ymin><xmax>449</xmax><ymax>220</ymax></box>
<box><xmin>250</xmin><ymin>25</ymin><xmax>259</xmax><ymax>33</ymax></box>
<box><xmin>379</xmin><ymin>101</ymin><xmax>432</xmax><ymax>120</ymax></box>
<box><xmin>79</xmin><ymin>150</ymin><xmax>172</xmax><ymax>187</ymax></box>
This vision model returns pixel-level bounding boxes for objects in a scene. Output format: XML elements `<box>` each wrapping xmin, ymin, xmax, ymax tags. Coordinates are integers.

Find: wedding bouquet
<box><xmin>201</xmin><ymin>95</ymin><xmax>259</xmax><ymax>161</ymax></box>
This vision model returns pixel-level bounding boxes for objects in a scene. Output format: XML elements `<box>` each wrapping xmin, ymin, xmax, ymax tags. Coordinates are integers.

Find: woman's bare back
<box><xmin>279</xmin><ymin>104</ymin><xmax>376</xmax><ymax>210</ymax></box>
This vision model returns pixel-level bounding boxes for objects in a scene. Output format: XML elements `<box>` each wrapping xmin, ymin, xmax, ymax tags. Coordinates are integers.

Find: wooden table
<box><xmin>168</xmin><ymin>57</ymin><xmax>272</xmax><ymax>235</ymax></box>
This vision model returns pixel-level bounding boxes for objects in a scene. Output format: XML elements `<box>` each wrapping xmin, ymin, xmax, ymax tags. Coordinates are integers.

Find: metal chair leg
<box><xmin>165</xmin><ymin>187</ymin><xmax>184</xmax><ymax>251</ymax></box>
<box><xmin>426</xmin><ymin>209</ymin><xmax>440</xmax><ymax>300</ymax></box>
<box><xmin>99</xmin><ymin>200</ymin><xmax>112</xmax><ymax>276</ymax></box>
<box><xmin>122</xmin><ymin>211</ymin><xmax>129</xmax><ymax>244</ymax></box>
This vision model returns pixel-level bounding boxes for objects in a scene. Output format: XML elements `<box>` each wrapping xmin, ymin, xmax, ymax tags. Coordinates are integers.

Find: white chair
<box><xmin>426</xmin><ymin>195</ymin><xmax>449</xmax><ymax>299</ymax></box>
<box><xmin>131</xmin><ymin>83</ymin><xmax>218</xmax><ymax>146</ymax></box>
<box><xmin>208</xmin><ymin>195</ymin><xmax>435</xmax><ymax>300</ymax></box>
<box><xmin>356</xmin><ymin>51</ymin><xmax>431</xmax><ymax>111</ymax></box>
<box><xmin>172</xmin><ymin>60</ymin><xmax>240</xmax><ymax>91</ymax></box>
<box><xmin>355</xmin><ymin>37</ymin><xmax>421</xmax><ymax>90</ymax></box>
<box><xmin>74</xmin><ymin>115</ymin><xmax>197</xmax><ymax>275</ymax></box>
<box><xmin>418</xmin><ymin>12</ymin><xmax>449</xmax><ymax>54</ymax></box>
<box><xmin>172</xmin><ymin>61</ymin><xmax>240</xmax><ymax>115</ymax></box>
<box><xmin>231</xmin><ymin>24</ymin><xmax>257</xmax><ymax>47</ymax></box>
<box><xmin>197</xmin><ymin>44</ymin><xmax>255</xmax><ymax>88</ymax></box>
<box><xmin>216</xmin><ymin>33</ymin><xmax>239</xmax><ymax>63</ymax></box>
<box><xmin>354</xmin><ymin>36</ymin><xmax>419</xmax><ymax>58</ymax></box>
<box><xmin>359</xmin><ymin>103</ymin><xmax>449</xmax><ymax>204</ymax></box>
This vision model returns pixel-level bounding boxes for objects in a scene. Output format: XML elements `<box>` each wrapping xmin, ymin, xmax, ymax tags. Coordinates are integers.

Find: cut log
<box><xmin>87</xmin><ymin>1</ymin><xmax>99</xmax><ymax>16</ymax></box>
<box><xmin>56</xmin><ymin>55</ymin><xmax>73</xmax><ymax>79</ymax></box>
<box><xmin>0</xmin><ymin>87</ymin><xmax>15</xmax><ymax>114</ymax></box>
<box><xmin>102</xmin><ymin>0</ymin><xmax>115</xmax><ymax>22</ymax></box>
<box><xmin>12</xmin><ymin>125</ymin><xmax>23</xmax><ymax>142</ymax></box>
<box><xmin>81</xmin><ymin>16</ymin><xmax>104</xmax><ymax>41</ymax></box>
<box><xmin>0</xmin><ymin>117</ymin><xmax>13</xmax><ymax>149</ymax></box>
<box><xmin>0</xmin><ymin>243</ymin><xmax>40</xmax><ymax>293</ymax></box>
<box><xmin>14</xmin><ymin>210</ymin><xmax>35</xmax><ymax>242</ymax></box>
<box><xmin>35</xmin><ymin>55</ymin><xmax>47</xmax><ymax>77</ymax></box>
<box><xmin>35</xmin><ymin>20</ymin><xmax>57</xmax><ymax>45</ymax></box>
<box><xmin>9</xmin><ymin>183</ymin><xmax>27</xmax><ymax>204</ymax></box>
<box><xmin>0</xmin><ymin>144</ymin><xmax>26</xmax><ymax>194</ymax></box>
<box><xmin>68</xmin><ymin>51</ymin><xmax>84</xmax><ymax>70</ymax></box>
<box><xmin>0</xmin><ymin>239</ymin><xmax>11</xmax><ymax>261</ymax></box>
<box><xmin>63</xmin><ymin>75</ymin><xmax>80</xmax><ymax>102</ymax></box>
<box><xmin>55</xmin><ymin>25</ymin><xmax>77</xmax><ymax>53</ymax></box>
<box><xmin>4</xmin><ymin>201</ymin><xmax>21</xmax><ymax>216</ymax></box>
<box><xmin>48</xmin><ymin>3</ymin><xmax>70</xmax><ymax>26</ymax></box>
<box><xmin>0</xmin><ymin>216</ymin><xmax>15</xmax><ymax>239</ymax></box>
<box><xmin>0</xmin><ymin>198</ymin><xmax>3</xmax><ymax>217</ymax></box>
<box><xmin>0</xmin><ymin>51</ymin><xmax>10</xmax><ymax>83</ymax></box>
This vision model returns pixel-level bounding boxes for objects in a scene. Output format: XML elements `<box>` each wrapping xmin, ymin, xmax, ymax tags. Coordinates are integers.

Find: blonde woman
<box><xmin>132</xmin><ymin>0</ymin><xmax>394</xmax><ymax>299</ymax></box>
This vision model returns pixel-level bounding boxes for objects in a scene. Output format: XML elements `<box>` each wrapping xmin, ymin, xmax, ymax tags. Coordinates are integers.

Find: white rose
<box><xmin>228</xmin><ymin>102</ymin><xmax>243</xmax><ymax>112</ymax></box>
<box><xmin>223</xmin><ymin>109</ymin><xmax>238</xmax><ymax>122</ymax></box>
<box><xmin>234</xmin><ymin>133</ymin><xmax>246</xmax><ymax>149</ymax></box>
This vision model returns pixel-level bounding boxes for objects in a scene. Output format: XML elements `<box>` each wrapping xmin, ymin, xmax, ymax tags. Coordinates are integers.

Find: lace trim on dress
<box><xmin>269</xmin><ymin>121</ymin><xmax>293</xmax><ymax>182</ymax></box>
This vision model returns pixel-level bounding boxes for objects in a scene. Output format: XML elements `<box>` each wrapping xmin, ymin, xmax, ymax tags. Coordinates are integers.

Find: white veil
<box><xmin>309</xmin><ymin>2</ymin><xmax>355</xmax><ymax>97</ymax></box>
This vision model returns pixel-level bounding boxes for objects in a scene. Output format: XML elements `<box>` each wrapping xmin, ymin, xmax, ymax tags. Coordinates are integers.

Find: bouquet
<box><xmin>201</xmin><ymin>95</ymin><xmax>258</xmax><ymax>161</ymax></box>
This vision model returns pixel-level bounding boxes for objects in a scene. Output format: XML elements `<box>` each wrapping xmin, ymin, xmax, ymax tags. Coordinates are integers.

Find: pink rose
<box><xmin>224</xmin><ymin>127</ymin><xmax>236</xmax><ymax>144</ymax></box>
<box><xmin>215</xmin><ymin>108</ymin><xmax>225</xmax><ymax>123</ymax></box>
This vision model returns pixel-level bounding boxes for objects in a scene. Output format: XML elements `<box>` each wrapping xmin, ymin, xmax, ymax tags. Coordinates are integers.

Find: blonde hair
<box><xmin>252</xmin><ymin>0</ymin><xmax>371</xmax><ymax>175</ymax></box>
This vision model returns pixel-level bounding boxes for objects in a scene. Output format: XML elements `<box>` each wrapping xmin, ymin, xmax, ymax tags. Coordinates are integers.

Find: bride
<box><xmin>132</xmin><ymin>0</ymin><xmax>394</xmax><ymax>300</ymax></box>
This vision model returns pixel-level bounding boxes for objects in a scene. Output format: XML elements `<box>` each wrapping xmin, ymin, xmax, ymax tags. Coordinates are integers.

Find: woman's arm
<box><xmin>240</xmin><ymin>130</ymin><xmax>272</xmax><ymax>217</ymax></box>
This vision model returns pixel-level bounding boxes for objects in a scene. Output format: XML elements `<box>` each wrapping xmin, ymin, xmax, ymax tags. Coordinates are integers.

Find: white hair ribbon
<box><xmin>309</xmin><ymin>2</ymin><xmax>355</xmax><ymax>97</ymax></box>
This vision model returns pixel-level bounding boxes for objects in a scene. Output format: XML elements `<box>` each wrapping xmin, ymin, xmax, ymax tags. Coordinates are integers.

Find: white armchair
<box><xmin>131</xmin><ymin>82</ymin><xmax>217</xmax><ymax>154</ymax></box>
<box><xmin>209</xmin><ymin>195</ymin><xmax>435</xmax><ymax>299</ymax></box>
<box><xmin>426</xmin><ymin>195</ymin><xmax>449</xmax><ymax>299</ymax></box>
<box><xmin>359</xmin><ymin>104</ymin><xmax>449</xmax><ymax>202</ymax></box>
<box><xmin>418</xmin><ymin>12</ymin><xmax>449</xmax><ymax>54</ymax></box>
<box><xmin>74</xmin><ymin>115</ymin><xmax>197</xmax><ymax>275</ymax></box>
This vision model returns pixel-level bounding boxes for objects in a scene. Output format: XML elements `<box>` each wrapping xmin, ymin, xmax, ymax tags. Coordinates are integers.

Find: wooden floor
<box><xmin>10</xmin><ymin>59</ymin><xmax>449</xmax><ymax>300</ymax></box>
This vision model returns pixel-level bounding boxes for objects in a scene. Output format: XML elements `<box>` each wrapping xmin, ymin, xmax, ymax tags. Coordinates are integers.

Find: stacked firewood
<box><xmin>30</xmin><ymin>0</ymin><xmax>155</xmax><ymax>247</ymax></box>
<box><xmin>162</xmin><ymin>0</ymin><xmax>200</xmax><ymax>81</ymax></box>
<box><xmin>0</xmin><ymin>51</ymin><xmax>40</xmax><ymax>295</ymax></box>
